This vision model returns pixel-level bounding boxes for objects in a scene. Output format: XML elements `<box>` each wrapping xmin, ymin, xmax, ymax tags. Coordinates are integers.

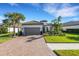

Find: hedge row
<box><xmin>63</xmin><ymin>29</ymin><xmax>79</xmax><ymax>34</ymax></box>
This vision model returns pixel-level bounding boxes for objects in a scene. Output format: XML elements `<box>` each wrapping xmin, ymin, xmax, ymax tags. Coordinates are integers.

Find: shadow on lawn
<box><xmin>67</xmin><ymin>36</ymin><xmax>79</xmax><ymax>41</ymax></box>
<box><xmin>0</xmin><ymin>34</ymin><xmax>11</xmax><ymax>37</ymax></box>
<box><xmin>26</xmin><ymin>36</ymin><xmax>43</xmax><ymax>42</ymax></box>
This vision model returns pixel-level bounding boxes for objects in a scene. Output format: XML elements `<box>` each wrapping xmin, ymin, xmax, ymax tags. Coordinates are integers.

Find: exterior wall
<box><xmin>42</xmin><ymin>26</ymin><xmax>47</xmax><ymax>32</ymax></box>
<box><xmin>46</xmin><ymin>26</ymin><xmax>51</xmax><ymax>31</ymax></box>
<box><xmin>63</xmin><ymin>25</ymin><xmax>79</xmax><ymax>31</ymax></box>
<box><xmin>8</xmin><ymin>27</ymin><xmax>18</xmax><ymax>33</ymax></box>
<box><xmin>43</xmin><ymin>22</ymin><xmax>47</xmax><ymax>25</ymax></box>
<box><xmin>45</xmin><ymin>25</ymin><xmax>52</xmax><ymax>32</ymax></box>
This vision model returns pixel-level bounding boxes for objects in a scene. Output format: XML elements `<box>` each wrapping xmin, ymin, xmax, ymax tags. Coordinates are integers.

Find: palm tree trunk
<box><xmin>9</xmin><ymin>26</ymin><xmax>10</xmax><ymax>33</ymax></box>
<box><xmin>18</xmin><ymin>27</ymin><xmax>19</xmax><ymax>36</ymax></box>
<box><xmin>13</xmin><ymin>25</ymin><xmax>16</xmax><ymax>37</ymax></box>
<box><xmin>17</xmin><ymin>23</ymin><xmax>20</xmax><ymax>36</ymax></box>
<box><xmin>18</xmin><ymin>28</ymin><xmax>19</xmax><ymax>32</ymax></box>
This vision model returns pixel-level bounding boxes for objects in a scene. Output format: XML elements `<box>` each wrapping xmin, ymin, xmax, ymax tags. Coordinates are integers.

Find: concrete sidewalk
<box><xmin>47</xmin><ymin>43</ymin><xmax>79</xmax><ymax>50</ymax></box>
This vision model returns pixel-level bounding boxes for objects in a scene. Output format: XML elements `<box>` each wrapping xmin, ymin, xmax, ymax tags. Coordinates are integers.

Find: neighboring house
<box><xmin>0</xmin><ymin>23</ymin><xmax>2</xmax><ymax>27</ymax></box>
<box><xmin>0</xmin><ymin>23</ymin><xmax>19</xmax><ymax>33</ymax></box>
<box><xmin>8</xmin><ymin>27</ymin><xmax>19</xmax><ymax>33</ymax></box>
<box><xmin>22</xmin><ymin>20</ymin><xmax>52</xmax><ymax>35</ymax></box>
<box><xmin>63</xmin><ymin>21</ymin><xmax>79</xmax><ymax>31</ymax></box>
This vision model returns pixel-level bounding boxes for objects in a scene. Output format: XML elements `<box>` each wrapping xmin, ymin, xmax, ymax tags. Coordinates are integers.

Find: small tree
<box><xmin>3</xmin><ymin>19</ymin><xmax>11</xmax><ymax>33</ymax></box>
<box><xmin>0</xmin><ymin>24</ymin><xmax>8</xmax><ymax>34</ymax></box>
<box><xmin>52</xmin><ymin>16</ymin><xmax>63</xmax><ymax>35</ymax></box>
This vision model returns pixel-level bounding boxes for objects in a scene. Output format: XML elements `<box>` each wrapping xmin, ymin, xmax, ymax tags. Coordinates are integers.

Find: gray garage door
<box><xmin>24</xmin><ymin>27</ymin><xmax>40</xmax><ymax>35</ymax></box>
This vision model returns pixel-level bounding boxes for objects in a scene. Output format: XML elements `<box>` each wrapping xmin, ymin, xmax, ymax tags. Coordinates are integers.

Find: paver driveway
<box><xmin>0</xmin><ymin>35</ymin><xmax>55</xmax><ymax>56</ymax></box>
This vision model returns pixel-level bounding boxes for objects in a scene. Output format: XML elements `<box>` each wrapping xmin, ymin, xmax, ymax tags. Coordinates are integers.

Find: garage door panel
<box><xmin>24</xmin><ymin>27</ymin><xmax>40</xmax><ymax>35</ymax></box>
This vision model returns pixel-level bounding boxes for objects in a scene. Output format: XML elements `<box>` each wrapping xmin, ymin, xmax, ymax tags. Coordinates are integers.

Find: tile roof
<box><xmin>63</xmin><ymin>21</ymin><xmax>79</xmax><ymax>26</ymax></box>
<box><xmin>22</xmin><ymin>21</ymin><xmax>43</xmax><ymax>25</ymax></box>
<box><xmin>40</xmin><ymin>20</ymin><xmax>47</xmax><ymax>22</ymax></box>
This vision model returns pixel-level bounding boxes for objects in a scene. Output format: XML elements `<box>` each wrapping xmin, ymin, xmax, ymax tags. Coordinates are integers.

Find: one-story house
<box><xmin>8</xmin><ymin>27</ymin><xmax>19</xmax><ymax>33</ymax></box>
<box><xmin>62</xmin><ymin>21</ymin><xmax>79</xmax><ymax>31</ymax></box>
<box><xmin>0</xmin><ymin>23</ymin><xmax>19</xmax><ymax>33</ymax></box>
<box><xmin>22</xmin><ymin>20</ymin><xmax>52</xmax><ymax>35</ymax></box>
<box><xmin>0</xmin><ymin>20</ymin><xmax>52</xmax><ymax>35</ymax></box>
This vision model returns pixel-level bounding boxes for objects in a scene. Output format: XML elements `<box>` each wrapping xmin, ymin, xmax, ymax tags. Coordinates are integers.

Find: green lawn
<box><xmin>0</xmin><ymin>33</ymin><xmax>12</xmax><ymax>43</ymax></box>
<box><xmin>44</xmin><ymin>33</ymin><xmax>79</xmax><ymax>43</ymax></box>
<box><xmin>54</xmin><ymin>50</ymin><xmax>79</xmax><ymax>56</ymax></box>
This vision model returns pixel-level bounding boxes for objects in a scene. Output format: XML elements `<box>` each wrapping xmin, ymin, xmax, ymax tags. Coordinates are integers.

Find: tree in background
<box><xmin>0</xmin><ymin>25</ymin><xmax>8</xmax><ymax>34</ymax></box>
<box><xmin>3</xmin><ymin>19</ymin><xmax>11</xmax><ymax>33</ymax></box>
<box><xmin>4</xmin><ymin>12</ymin><xmax>25</xmax><ymax>37</ymax></box>
<box><xmin>0</xmin><ymin>19</ymin><xmax>9</xmax><ymax>34</ymax></box>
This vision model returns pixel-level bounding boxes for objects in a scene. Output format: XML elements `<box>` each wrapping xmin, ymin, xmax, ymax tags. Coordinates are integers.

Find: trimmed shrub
<box><xmin>0</xmin><ymin>33</ymin><xmax>12</xmax><ymax>37</ymax></box>
<box><xmin>48</xmin><ymin>31</ymin><xmax>52</xmax><ymax>35</ymax></box>
<box><xmin>43</xmin><ymin>33</ymin><xmax>49</xmax><ymax>36</ymax></box>
<box><xmin>64</xmin><ymin>29</ymin><xmax>79</xmax><ymax>34</ymax></box>
<box><xmin>17</xmin><ymin>31</ymin><xmax>22</xmax><ymax>36</ymax></box>
<box><xmin>48</xmin><ymin>30</ymin><xmax>65</xmax><ymax>36</ymax></box>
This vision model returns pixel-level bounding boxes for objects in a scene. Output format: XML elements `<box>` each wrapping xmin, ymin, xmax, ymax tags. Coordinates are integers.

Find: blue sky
<box><xmin>0</xmin><ymin>3</ymin><xmax>79</xmax><ymax>23</ymax></box>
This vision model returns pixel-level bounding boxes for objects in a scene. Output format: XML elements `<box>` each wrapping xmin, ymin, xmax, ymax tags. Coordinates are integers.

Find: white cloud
<box><xmin>61</xmin><ymin>3</ymin><xmax>71</xmax><ymax>8</ymax></box>
<box><xmin>31</xmin><ymin>3</ymin><xmax>41</xmax><ymax>8</ymax></box>
<box><xmin>9</xmin><ymin>3</ymin><xmax>18</xmax><ymax>6</ymax></box>
<box><xmin>31</xmin><ymin>3</ymin><xmax>40</xmax><ymax>6</ymax></box>
<box><xmin>70</xmin><ymin>18</ymin><xmax>79</xmax><ymax>21</ymax></box>
<box><xmin>43</xmin><ymin>3</ymin><xmax>58</xmax><ymax>16</ymax></box>
<box><xmin>43</xmin><ymin>4</ymin><xmax>56</xmax><ymax>14</ymax></box>
<box><xmin>43</xmin><ymin>4</ymin><xmax>79</xmax><ymax>17</ymax></box>
<box><xmin>56</xmin><ymin>6</ymin><xmax>79</xmax><ymax>17</ymax></box>
<box><xmin>0</xmin><ymin>16</ymin><xmax>5</xmax><ymax>23</ymax></box>
<box><xmin>0</xmin><ymin>16</ymin><xmax>4</xmax><ymax>19</ymax></box>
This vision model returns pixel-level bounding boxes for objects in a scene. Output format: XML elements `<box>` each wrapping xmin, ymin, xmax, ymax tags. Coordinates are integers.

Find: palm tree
<box><xmin>14</xmin><ymin>13</ymin><xmax>25</xmax><ymax>35</ymax></box>
<box><xmin>4</xmin><ymin>12</ymin><xmax>25</xmax><ymax>37</ymax></box>
<box><xmin>51</xmin><ymin>16</ymin><xmax>62</xmax><ymax>35</ymax></box>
